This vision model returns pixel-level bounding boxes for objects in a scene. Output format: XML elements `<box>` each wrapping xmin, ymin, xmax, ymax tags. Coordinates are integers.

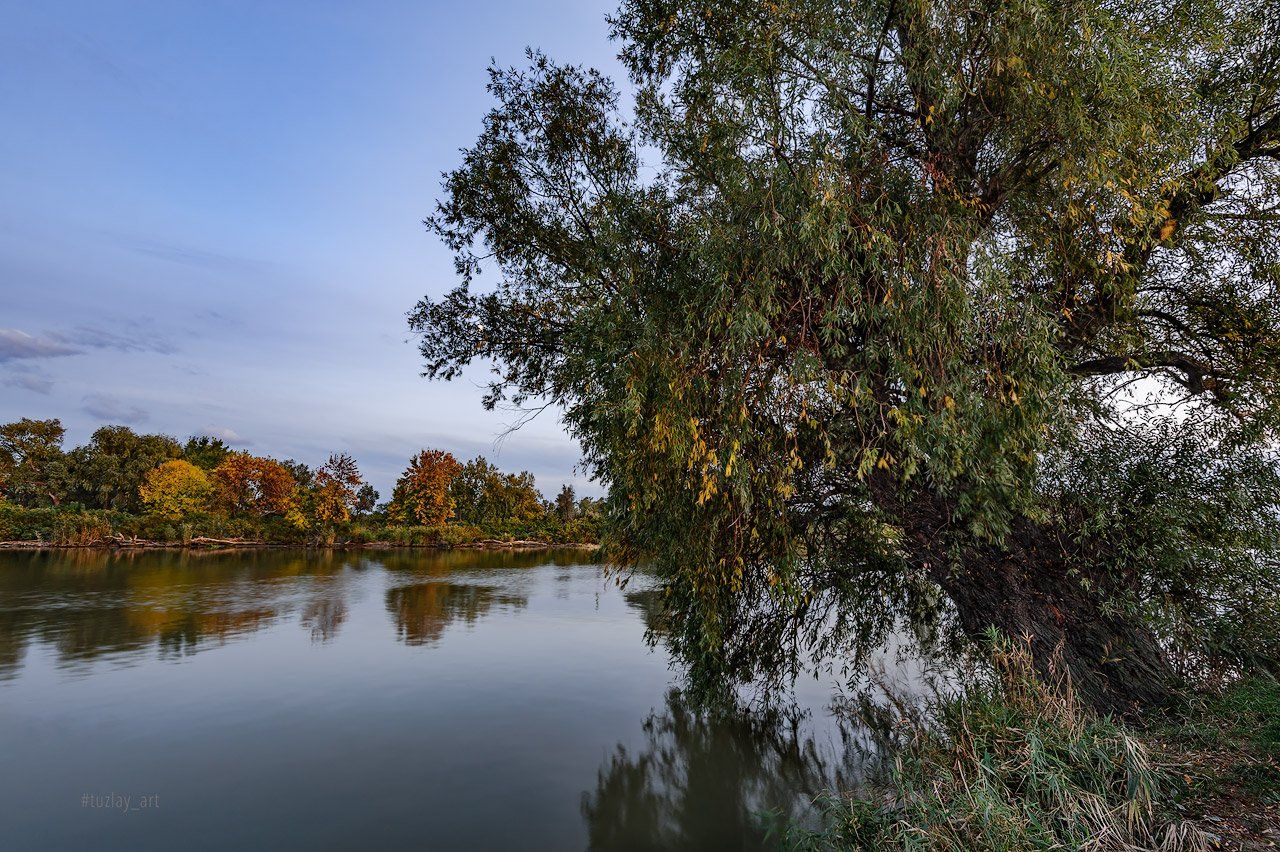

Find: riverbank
<box><xmin>0</xmin><ymin>502</ymin><xmax>602</xmax><ymax>551</ymax></box>
<box><xmin>784</xmin><ymin>644</ymin><xmax>1280</xmax><ymax>851</ymax></box>
<box><xmin>0</xmin><ymin>538</ymin><xmax>600</xmax><ymax>552</ymax></box>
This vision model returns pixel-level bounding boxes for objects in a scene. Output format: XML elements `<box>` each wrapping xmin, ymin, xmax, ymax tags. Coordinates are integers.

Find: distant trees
<box><xmin>139</xmin><ymin>460</ymin><xmax>214</xmax><ymax>519</ymax></box>
<box><xmin>182</xmin><ymin>436</ymin><xmax>231</xmax><ymax>471</ymax></box>
<box><xmin>390</xmin><ymin>450</ymin><xmax>462</xmax><ymax>526</ymax></box>
<box><xmin>212</xmin><ymin>453</ymin><xmax>296</xmax><ymax>517</ymax></box>
<box><xmin>354</xmin><ymin>484</ymin><xmax>380</xmax><ymax>517</ymax></box>
<box><xmin>555</xmin><ymin>484</ymin><xmax>577</xmax><ymax>523</ymax></box>
<box><xmin>65</xmin><ymin>426</ymin><xmax>182</xmax><ymax>513</ymax></box>
<box><xmin>0</xmin><ymin>418</ymin><xmax>68</xmax><ymax>507</ymax></box>
<box><xmin>449</xmin><ymin>456</ymin><xmax>543</xmax><ymax>528</ymax></box>
<box><xmin>312</xmin><ymin>452</ymin><xmax>364</xmax><ymax>526</ymax></box>
<box><xmin>0</xmin><ymin>416</ymin><xmax>596</xmax><ymax>545</ymax></box>
<box><xmin>282</xmin><ymin>459</ymin><xmax>315</xmax><ymax>489</ymax></box>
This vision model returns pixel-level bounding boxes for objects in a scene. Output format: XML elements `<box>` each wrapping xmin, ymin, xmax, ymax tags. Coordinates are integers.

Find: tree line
<box><xmin>0</xmin><ymin>417</ymin><xmax>599</xmax><ymax>545</ymax></box>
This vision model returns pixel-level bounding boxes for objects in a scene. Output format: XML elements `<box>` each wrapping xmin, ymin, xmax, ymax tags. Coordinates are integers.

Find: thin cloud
<box><xmin>3</xmin><ymin>373</ymin><xmax>54</xmax><ymax>395</ymax></box>
<box><xmin>48</xmin><ymin>322</ymin><xmax>177</xmax><ymax>355</ymax></box>
<box><xmin>0</xmin><ymin>329</ymin><xmax>81</xmax><ymax>362</ymax></box>
<box><xmin>117</xmin><ymin>235</ymin><xmax>266</xmax><ymax>275</ymax></box>
<box><xmin>82</xmin><ymin>393</ymin><xmax>149</xmax><ymax>424</ymax></box>
<box><xmin>194</xmin><ymin>308</ymin><xmax>241</xmax><ymax>326</ymax></box>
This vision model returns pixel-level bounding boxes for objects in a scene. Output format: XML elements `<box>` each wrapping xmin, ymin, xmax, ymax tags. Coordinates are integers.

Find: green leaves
<box><xmin>414</xmin><ymin>0</ymin><xmax>1280</xmax><ymax>699</ymax></box>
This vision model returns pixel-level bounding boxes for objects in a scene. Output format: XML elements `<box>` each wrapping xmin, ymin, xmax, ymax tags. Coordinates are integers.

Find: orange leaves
<box><xmin>312</xmin><ymin>452</ymin><xmax>364</xmax><ymax>526</ymax></box>
<box><xmin>390</xmin><ymin>449</ymin><xmax>462</xmax><ymax>526</ymax></box>
<box><xmin>212</xmin><ymin>453</ymin><xmax>296</xmax><ymax>517</ymax></box>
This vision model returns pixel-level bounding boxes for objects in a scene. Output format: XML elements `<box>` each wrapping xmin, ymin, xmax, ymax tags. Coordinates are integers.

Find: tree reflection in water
<box><xmin>0</xmin><ymin>548</ymin><xmax>594</xmax><ymax>676</ymax></box>
<box><xmin>0</xmin><ymin>549</ymin><xmax>372</xmax><ymax>673</ymax></box>
<box><xmin>385</xmin><ymin>581</ymin><xmax>528</xmax><ymax>646</ymax></box>
<box><xmin>582</xmin><ymin>689</ymin><xmax>868</xmax><ymax>851</ymax></box>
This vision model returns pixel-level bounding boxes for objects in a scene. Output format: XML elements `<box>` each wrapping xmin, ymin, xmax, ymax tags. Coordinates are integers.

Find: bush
<box><xmin>0</xmin><ymin>503</ymin><xmax>131</xmax><ymax>544</ymax></box>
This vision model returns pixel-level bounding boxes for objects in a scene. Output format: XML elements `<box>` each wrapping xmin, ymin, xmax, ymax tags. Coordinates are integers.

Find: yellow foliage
<box><xmin>312</xmin><ymin>480</ymin><xmax>351</xmax><ymax>526</ymax></box>
<box><xmin>139</xmin><ymin>460</ymin><xmax>213</xmax><ymax>519</ymax></box>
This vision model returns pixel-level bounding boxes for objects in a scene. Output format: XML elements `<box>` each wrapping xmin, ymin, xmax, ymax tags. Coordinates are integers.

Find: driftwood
<box><xmin>455</xmin><ymin>538</ymin><xmax>551</xmax><ymax>549</ymax></box>
<box><xmin>189</xmin><ymin>536</ymin><xmax>270</xmax><ymax>547</ymax></box>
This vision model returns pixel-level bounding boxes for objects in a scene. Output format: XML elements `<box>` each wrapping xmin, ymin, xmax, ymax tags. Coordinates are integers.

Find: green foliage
<box><xmin>66</xmin><ymin>426</ymin><xmax>182</xmax><ymax>513</ymax></box>
<box><xmin>182</xmin><ymin>435</ymin><xmax>231</xmax><ymax>470</ymax></box>
<box><xmin>0</xmin><ymin>418</ymin><xmax>69</xmax><ymax>507</ymax></box>
<box><xmin>374</xmin><ymin>523</ymin><xmax>486</xmax><ymax>547</ymax></box>
<box><xmin>410</xmin><ymin>0</ymin><xmax>1280</xmax><ymax>704</ymax></box>
<box><xmin>0</xmin><ymin>503</ymin><xmax>129</xmax><ymax>545</ymax></box>
<box><xmin>449</xmin><ymin>456</ymin><xmax>544</xmax><ymax>529</ymax></box>
<box><xmin>1044</xmin><ymin>418</ymin><xmax>1280</xmax><ymax>683</ymax></box>
<box><xmin>282</xmin><ymin>459</ymin><xmax>314</xmax><ymax>488</ymax></box>
<box><xmin>784</xmin><ymin>642</ymin><xmax>1207</xmax><ymax>851</ymax></box>
<box><xmin>554</xmin><ymin>484</ymin><xmax>577</xmax><ymax>523</ymax></box>
<box><xmin>354</xmin><ymin>483</ymin><xmax>379</xmax><ymax>516</ymax></box>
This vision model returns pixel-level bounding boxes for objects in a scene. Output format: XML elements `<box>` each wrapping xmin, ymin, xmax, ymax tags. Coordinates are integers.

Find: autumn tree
<box><xmin>389</xmin><ymin>450</ymin><xmax>462</xmax><ymax>526</ymax></box>
<box><xmin>411</xmin><ymin>0</ymin><xmax>1280</xmax><ymax>713</ymax></box>
<box><xmin>311</xmin><ymin>452</ymin><xmax>364</xmax><ymax>526</ymax></box>
<box><xmin>139</xmin><ymin>459</ymin><xmax>214</xmax><ymax>519</ymax></box>
<box><xmin>0</xmin><ymin>418</ymin><xmax>69</xmax><ymax>507</ymax></box>
<box><xmin>212</xmin><ymin>453</ymin><xmax>296</xmax><ymax>517</ymax></box>
<box><xmin>66</xmin><ymin>426</ymin><xmax>182</xmax><ymax>513</ymax></box>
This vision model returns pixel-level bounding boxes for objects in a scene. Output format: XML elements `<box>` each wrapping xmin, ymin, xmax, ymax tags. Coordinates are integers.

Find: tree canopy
<box><xmin>0</xmin><ymin>418</ymin><xmax>68</xmax><ymax>508</ymax></box>
<box><xmin>389</xmin><ymin>449</ymin><xmax>463</xmax><ymax>526</ymax></box>
<box><xmin>66</xmin><ymin>426</ymin><xmax>182</xmax><ymax>514</ymax></box>
<box><xmin>411</xmin><ymin>0</ymin><xmax>1280</xmax><ymax>711</ymax></box>
<box><xmin>138</xmin><ymin>459</ymin><xmax>214</xmax><ymax>520</ymax></box>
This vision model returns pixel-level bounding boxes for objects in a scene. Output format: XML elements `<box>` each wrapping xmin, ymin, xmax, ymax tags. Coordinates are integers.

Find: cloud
<box><xmin>82</xmin><ymin>393</ymin><xmax>149</xmax><ymax>424</ymax></box>
<box><xmin>113</xmin><ymin>234</ymin><xmax>265</xmax><ymax>275</ymax></box>
<box><xmin>0</xmin><ymin>328</ymin><xmax>81</xmax><ymax>361</ymax></box>
<box><xmin>48</xmin><ymin>322</ymin><xmax>176</xmax><ymax>355</ymax></box>
<box><xmin>194</xmin><ymin>308</ymin><xmax>241</xmax><ymax>326</ymax></box>
<box><xmin>3</xmin><ymin>373</ymin><xmax>54</xmax><ymax>395</ymax></box>
<box><xmin>0</xmin><ymin>322</ymin><xmax>176</xmax><ymax>363</ymax></box>
<box><xmin>201</xmin><ymin>425</ymin><xmax>252</xmax><ymax>446</ymax></box>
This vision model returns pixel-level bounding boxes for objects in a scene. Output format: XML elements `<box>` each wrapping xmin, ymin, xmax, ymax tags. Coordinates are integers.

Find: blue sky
<box><xmin>0</xmin><ymin>0</ymin><xmax>622</xmax><ymax>499</ymax></box>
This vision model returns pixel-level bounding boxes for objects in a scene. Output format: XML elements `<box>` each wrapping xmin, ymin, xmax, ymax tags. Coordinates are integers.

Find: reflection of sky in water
<box><xmin>0</xmin><ymin>549</ymin><xmax>926</xmax><ymax>850</ymax></box>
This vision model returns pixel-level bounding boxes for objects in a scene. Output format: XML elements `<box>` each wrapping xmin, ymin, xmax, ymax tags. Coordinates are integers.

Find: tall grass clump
<box><xmin>789</xmin><ymin>638</ymin><xmax>1207</xmax><ymax>851</ymax></box>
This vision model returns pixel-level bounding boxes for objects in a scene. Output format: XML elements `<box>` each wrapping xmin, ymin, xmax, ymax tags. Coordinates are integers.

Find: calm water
<box><xmin>0</xmin><ymin>549</ymin><xmax>874</xmax><ymax>850</ymax></box>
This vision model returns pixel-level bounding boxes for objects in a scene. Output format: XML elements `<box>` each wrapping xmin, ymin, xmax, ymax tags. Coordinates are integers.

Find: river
<box><xmin>0</xmin><ymin>548</ymin><xmax>887</xmax><ymax>850</ymax></box>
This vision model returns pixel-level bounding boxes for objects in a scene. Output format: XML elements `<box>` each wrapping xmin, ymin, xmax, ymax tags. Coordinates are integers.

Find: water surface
<box><xmin>0</xmin><ymin>549</ymin><xmax>868</xmax><ymax>850</ymax></box>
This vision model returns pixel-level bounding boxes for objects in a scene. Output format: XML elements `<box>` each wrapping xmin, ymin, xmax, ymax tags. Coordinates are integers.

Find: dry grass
<box><xmin>786</xmin><ymin>639</ymin><xmax>1210</xmax><ymax>851</ymax></box>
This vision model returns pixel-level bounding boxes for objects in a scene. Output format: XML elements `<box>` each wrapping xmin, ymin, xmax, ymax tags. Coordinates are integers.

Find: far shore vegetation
<box><xmin>0</xmin><ymin>417</ymin><xmax>600</xmax><ymax>548</ymax></box>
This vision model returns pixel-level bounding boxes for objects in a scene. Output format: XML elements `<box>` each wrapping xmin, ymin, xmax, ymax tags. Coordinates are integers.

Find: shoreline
<box><xmin>0</xmin><ymin>540</ymin><xmax>601</xmax><ymax>552</ymax></box>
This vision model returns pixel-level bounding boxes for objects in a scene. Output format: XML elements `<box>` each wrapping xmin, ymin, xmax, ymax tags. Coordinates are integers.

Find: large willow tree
<box><xmin>412</xmin><ymin>0</ymin><xmax>1280</xmax><ymax>712</ymax></box>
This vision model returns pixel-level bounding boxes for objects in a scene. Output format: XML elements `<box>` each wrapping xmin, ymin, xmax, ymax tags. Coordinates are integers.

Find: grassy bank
<box><xmin>782</xmin><ymin>643</ymin><xmax>1278</xmax><ymax>851</ymax></box>
<box><xmin>0</xmin><ymin>502</ymin><xmax>601</xmax><ymax>549</ymax></box>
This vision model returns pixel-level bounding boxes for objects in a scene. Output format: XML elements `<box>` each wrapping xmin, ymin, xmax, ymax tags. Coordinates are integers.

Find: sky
<box><xmin>0</xmin><ymin>0</ymin><xmax>624</xmax><ymax>500</ymax></box>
